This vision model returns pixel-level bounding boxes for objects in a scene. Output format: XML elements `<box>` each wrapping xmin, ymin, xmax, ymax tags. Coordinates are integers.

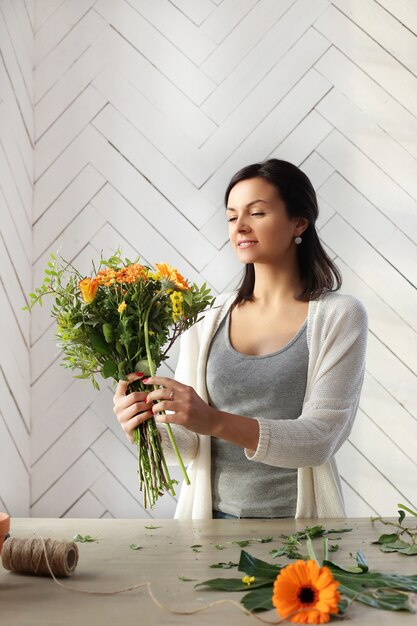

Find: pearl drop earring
<box><xmin>294</xmin><ymin>236</ymin><xmax>302</xmax><ymax>244</ymax></box>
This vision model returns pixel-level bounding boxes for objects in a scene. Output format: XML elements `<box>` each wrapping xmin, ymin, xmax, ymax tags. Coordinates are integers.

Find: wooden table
<box><xmin>1</xmin><ymin>517</ymin><xmax>416</xmax><ymax>625</ymax></box>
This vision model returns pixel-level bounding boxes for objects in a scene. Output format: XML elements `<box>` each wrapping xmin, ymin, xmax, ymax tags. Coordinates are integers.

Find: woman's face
<box><xmin>226</xmin><ymin>177</ymin><xmax>306</xmax><ymax>265</ymax></box>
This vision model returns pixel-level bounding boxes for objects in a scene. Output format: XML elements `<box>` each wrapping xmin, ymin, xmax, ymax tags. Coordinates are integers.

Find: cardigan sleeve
<box><xmin>245</xmin><ymin>296</ymin><xmax>368</xmax><ymax>468</ymax></box>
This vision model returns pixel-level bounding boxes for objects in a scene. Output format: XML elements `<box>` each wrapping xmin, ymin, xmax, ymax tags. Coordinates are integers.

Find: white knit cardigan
<box><xmin>159</xmin><ymin>290</ymin><xmax>368</xmax><ymax>519</ymax></box>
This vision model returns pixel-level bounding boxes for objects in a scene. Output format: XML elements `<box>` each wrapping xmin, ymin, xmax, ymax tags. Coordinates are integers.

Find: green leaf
<box><xmin>232</xmin><ymin>540</ymin><xmax>250</xmax><ymax>548</ymax></box>
<box><xmin>89</xmin><ymin>332</ymin><xmax>110</xmax><ymax>355</ymax></box>
<box><xmin>102</xmin><ymin>359</ymin><xmax>118</xmax><ymax>379</ymax></box>
<box><xmin>73</xmin><ymin>534</ymin><xmax>98</xmax><ymax>543</ymax></box>
<box><xmin>190</xmin><ymin>544</ymin><xmax>202</xmax><ymax>548</ymax></box>
<box><xmin>214</xmin><ymin>544</ymin><xmax>225</xmax><ymax>550</ymax></box>
<box><xmin>134</xmin><ymin>359</ymin><xmax>152</xmax><ymax>376</ymax></box>
<box><xmin>373</xmin><ymin>533</ymin><xmax>399</xmax><ymax>545</ymax></box>
<box><xmin>209</xmin><ymin>562</ymin><xmax>238</xmax><ymax>569</ymax></box>
<box><xmin>238</xmin><ymin>550</ymin><xmax>281</xmax><ymax>580</ymax></box>
<box><xmin>144</xmin><ymin>525</ymin><xmax>161</xmax><ymax>530</ymax></box>
<box><xmin>129</xmin><ymin>544</ymin><xmax>142</xmax><ymax>550</ymax></box>
<box><xmin>178</xmin><ymin>576</ymin><xmax>197</xmax><ymax>582</ymax></box>
<box><xmin>102</xmin><ymin>323</ymin><xmax>114</xmax><ymax>343</ymax></box>
<box><xmin>258</xmin><ymin>536</ymin><xmax>273</xmax><ymax>543</ymax></box>
<box><xmin>241</xmin><ymin>587</ymin><xmax>274</xmax><ymax>612</ymax></box>
<box><xmin>398</xmin><ymin>509</ymin><xmax>406</xmax><ymax>524</ymax></box>
<box><xmin>195</xmin><ymin>577</ymin><xmax>273</xmax><ymax>592</ymax></box>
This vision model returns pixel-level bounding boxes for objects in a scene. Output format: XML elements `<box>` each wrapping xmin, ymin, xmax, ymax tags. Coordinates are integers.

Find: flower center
<box><xmin>298</xmin><ymin>585</ymin><xmax>316</xmax><ymax>604</ymax></box>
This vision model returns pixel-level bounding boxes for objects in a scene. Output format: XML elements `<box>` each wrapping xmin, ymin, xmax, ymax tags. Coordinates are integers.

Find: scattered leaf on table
<box><xmin>190</xmin><ymin>544</ymin><xmax>202</xmax><ymax>548</ymax></box>
<box><xmin>232</xmin><ymin>540</ymin><xmax>251</xmax><ymax>548</ymax></box>
<box><xmin>195</xmin><ymin>577</ymin><xmax>273</xmax><ymax>592</ymax></box>
<box><xmin>214</xmin><ymin>544</ymin><xmax>225</xmax><ymax>550</ymax></box>
<box><xmin>192</xmin><ymin>547</ymin><xmax>201</xmax><ymax>553</ymax></box>
<box><xmin>329</xmin><ymin>544</ymin><xmax>339</xmax><ymax>552</ymax></box>
<box><xmin>73</xmin><ymin>534</ymin><xmax>99</xmax><ymax>543</ymax></box>
<box><xmin>209</xmin><ymin>561</ymin><xmax>238</xmax><ymax>569</ymax></box>
<box><xmin>178</xmin><ymin>576</ymin><xmax>197</xmax><ymax>582</ymax></box>
<box><xmin>129</xmin><ymin>544</ymin><xmax>142</xmax><ymax>550</ymax></box>
<box><xmin>257</xmin><ymin>537</ymin><xmax>273</xmax><ymax>543</ymax></box>
<box><xmin>145</xmin><ymin>525</ymin><xmax>161</xmax><ymax>529</ymax></box>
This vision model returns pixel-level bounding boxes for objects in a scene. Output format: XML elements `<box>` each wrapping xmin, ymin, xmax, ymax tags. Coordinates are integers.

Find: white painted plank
<box><xmin>0</xmin><ymin>367</ymin><xmax>30</xmax><ymax>466</ymax></box>
<box><xmin>336</xmin><ymin>440</ymin><xmax>412</xmax><ymax>516</ymax></box>
<box><xmin>95</xmin><ymin>0</ymin><xmax>215</xmax><ymax>105</ymax></box>
<box><xmin>300</xmin><ymin>152</ymin><xmax>334</xmax><ymax>191</ymax></box>
<box><xmin>31</xmin><ymin>408</ymin><xmax>106</xmax><ymax>502</ymax></box>
<box><xmin>169</xmin><ymin>0</ymin><xmax>215</xmax><ymax>26</ymax></box>
<box><xmin>366</xmin><ymin>332</ymin><xmax>417</xmax><ymax>421</ymax></box>
<box><xmin>35</xmin><ymin>8</ymin><xmax>107</xmax><ymax>102</ymax></box>
<box><xmin>35</xmin><ymin>85</ymin><xmax>107</xmax><ymax>180</ymax></box>
<box><xmin>91</xmin><ymin>471</ymin><xmax>149</xmax><ymax>519</ymax></box>
<box><xmin>90</xmin><ymin>104</ymin><xmax>217</xmax><ymax>224</ymax></box>
<box><xmin>30</xmin><ymin>322</ymin><xmax>59</xmax><ymax>384</ymax></box>
<box><xmin>201</xmin><ymin>0</ymin><xmax>258</xmax><ymax>44</ymax></box>
<box><xmin>315</xmin><ymin>46</ymin><xmax>417</xmax><ymax>159</ymax></box>
<box><xmin>0</xmin><ymin>414</ymin><xmax>29</xmax><ymax>516</ymax></box>
<box><xmin>0</xmin><ymin>233</ymin><xmax>30</xmax><ymax>342</ymax></box>
<box><xmin>201</xmin><ymin>0</ymin><xmax>296</xmax><ymax>83</ymax></box>
<box><xmin>105</xmin><ymin>27</ymin><xmax>216</xmax><ymax>147</ymax></box>
<box><xmin>314</xmin><ymin>4</ymin><xmax>417</xmax><ymax>117</ymax></box>
<box><xmin>35</xmin><ymin>0</ymin><xmax>97</xmax><ymax>64</ymax></box>
<box><xmin>126</xmin><ymin>0</ymin><xmax>216</xmax><ymax>64</ymax></box>
<box><xmin>202</xmin><ymin>0</ymin><xmax>328</xmax><ymax>123</ymax></box>
<box><xmin>34</xmin><ymin>0</ymin><xmax>65</xmax><ymax>32</ymax></box>
<box><xmin>349</xmin><ymin>409</ymin><xmax>417</xmax><ymax>507</ymax></box>
<box><xmin>316</xmin><ymin>130</ymin><xmax>417</xmax><ymax>238</ymax></box>
<box><xmin>337</xmin><ymin>258</ymin><xmax>417</xmax><ymax>374</ymax></box>
<box><xmin>0</xmin><ymin>284</ymin><xmax>29</xmax><ymax>384</ymax></box>
<box><xmin>320</xmin><ymin>214</ymin><xmax>417</xmax><ymax>329</ymax></box>
<box><xmin>31</xmin><ymin>376</ymin><xmax>98</xmax><ymax>463</ymax></box>
<box><xmin>269</xmin><ymin>110</ymin><xmax>332</xmax><ymax>167</ymax></box>
<box><xmin>63</xmin><ymin>490</ymin><xmax>106</xmax><ymax>518</ymax></box>
<box><xmin>361</xmin><ymin>371</ymin><xmax>417</xmax><ymax>469</ymax></box>
<box><xmin>319</xmin><ymin>172</ymin><xmax>417</xmax><ymax>287</ymax></box>
<box><xmin>90</xmin><ymin>183</ymin><xmax>214</xmax><ymax>278</ymax></box>
<box><xmin>376</xmin><ymin>0</ymin><xmax>417</xmax><ymax>35</ymax></box>
<box><xmin>317</xmin><ymin>88</ymin><xmax>417</xmax><ymax>201</ymax></box>
<box><xmin>30</xmin><ymin>451</ymin><xmax>106</xmax><ymax>517</ymax></box>
<box><xmin>202</xmin><ymin>65</ymin><xmax>331</xmax><ymax>206</ymax></box>
<box><xmin>339</xmin><ymin>478</ymin><xmax>377</xmax><ymax>517</ymax></box>
<box><xmin>200</xmin><ymin>206</ymin><xmax>230</xmax><ymax>250</ymax></box>
<box><xmin>92</xmin><ymin>69</ymin><xmax>212</xmax><ymax>188</ymax></box>
<box><xmin>2</xmin><ymin>0</ymin><xmax>33</xmax><ymax>102</ymax></box>
<box><xmin>33</xmin><ymin>164</ymin><xmax>106</xmax><ymax>259</ymax></box>
<box><xmin>0</xmin><ymin>147</ymin><xmax>31</xmax><ymax>258</ymax></box>
<box><xmin>201</xmin><ymin>241</ymin><xmax>242</xmax><ymax>293</ymax></box>
<box><xmin>333</xmin><ymin>0</ymin><xmax>417</xmax><ymax>76</ymax></box>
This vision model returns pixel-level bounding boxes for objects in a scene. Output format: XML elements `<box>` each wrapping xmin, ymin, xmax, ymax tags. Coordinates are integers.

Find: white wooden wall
<box><xmin>0</xmin><ymin>0</ymin><xmax>34</xmax><ymax>516</ymax></box>
<box><xmin>1</xmin><ymin>0</ymin><xmax>416</xmax><ymax>519</ymax></box>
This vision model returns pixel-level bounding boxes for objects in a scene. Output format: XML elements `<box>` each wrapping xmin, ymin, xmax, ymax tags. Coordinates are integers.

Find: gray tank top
<box><xmin>206</xmin><ymin>305</ymin><xmax>309</xmax><ymax>518</ymax></box>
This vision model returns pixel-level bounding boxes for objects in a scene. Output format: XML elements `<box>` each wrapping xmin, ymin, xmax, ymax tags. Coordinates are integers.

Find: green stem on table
<box><xmin>144</xmin><ymin>300</ymin><xmax>190</xmax><ymax>487</ymax></box>
<box><xmin>306</xmin><ymin>537</ymin><xmax>319</xmax><ymax>566</ymax></box>
<box><xmin>323</xmin><ymin>537</ymin><xmax>328</xmax><ymax>563</ymax></box>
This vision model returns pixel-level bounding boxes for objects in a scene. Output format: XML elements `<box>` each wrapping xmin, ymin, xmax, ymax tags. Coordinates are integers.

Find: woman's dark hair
<box><xmin>225</xmin><ymin>158</ymin><xmax>342</xmax><ymax>304</ymax></box>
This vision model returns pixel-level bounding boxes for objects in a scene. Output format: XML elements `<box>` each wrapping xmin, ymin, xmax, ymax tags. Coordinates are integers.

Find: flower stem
<box><xmin>144</xmin><ymin>300</ymin><xmax>190</xmax><ymax>486</ymax></box>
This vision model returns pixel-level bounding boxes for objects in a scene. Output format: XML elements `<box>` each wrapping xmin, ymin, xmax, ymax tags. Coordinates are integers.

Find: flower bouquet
<box><xmin>26</xmin><ymin>250</ymin><xmax>216</xmax><ymax>508</ymax></box>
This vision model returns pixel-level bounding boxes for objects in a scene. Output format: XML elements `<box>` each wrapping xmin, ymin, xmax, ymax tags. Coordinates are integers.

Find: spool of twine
<box><xmin>2</xmin><ymin>537</ymin><xmax>79</xmax><ymax>578</ymax></box>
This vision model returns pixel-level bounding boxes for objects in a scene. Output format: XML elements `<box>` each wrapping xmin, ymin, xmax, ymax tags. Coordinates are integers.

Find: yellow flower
<box><xmin>78</xmin><ymin>278</ymin><xmax>98</xmax><ymax>304</ymax></box>
<box><xmin>241</xmin><ymin>575</ymin><xmax>255</xmax><ymax>586</ymax></box>
<box><xmin>118</xmin><ymin>301</ymin><xmax>127</xmax><ymax>314</ymax></box>
<box><xmin>169</xmin><ymin>291</ymin><xmax>184</xmax><ymax>322</ymax></box>
<box><xmin>272</xmin><ymin>560</ymin><xmax>340</xmax><ymax>624</ymax></box>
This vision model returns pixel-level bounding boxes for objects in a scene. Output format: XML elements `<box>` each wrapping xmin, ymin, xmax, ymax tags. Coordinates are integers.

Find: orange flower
<box><xmin>95</xmin><ymin>268</ymin><xmax>117</xmax><ymax>286</ymax></box>
<box><xmin>272</xmin><ymin>560</ymin><xmax>340</xmax><ymax>624</ymax></box>
<box><xmin>78</xmin><ymin>278</ymin><xmax>98</xmax><ymax>304</ymax></box>
<box><xmin>154</xmin><ymin>263</ymin><xmax>189</xmax><ymax>290</ymax></box>
<box><xmin>115</xmin><ymin>264</ymin><xmax>147</xmax><ymax>284</ymax></box>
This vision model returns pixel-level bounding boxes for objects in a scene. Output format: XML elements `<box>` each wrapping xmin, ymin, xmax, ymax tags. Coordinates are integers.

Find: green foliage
<box><xmin>371</xmin><ymin>503</ymin><xmax>417</xmax><ymax>556</ymax></box>
<box><xmin>25</xmin><ymin>250</ymin><xmax>216</xmax><ymax>390</ymax></box>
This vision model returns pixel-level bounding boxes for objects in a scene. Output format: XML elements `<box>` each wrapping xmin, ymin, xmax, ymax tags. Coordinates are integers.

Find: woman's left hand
<box><xmin>143</xmin><ymin>376</ymin><xmax>219</xmax><ymax>436</ymax></box>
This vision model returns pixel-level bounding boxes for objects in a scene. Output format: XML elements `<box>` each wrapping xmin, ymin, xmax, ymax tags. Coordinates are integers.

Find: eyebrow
<box><xmin>226</xmin><ymin>199</ymin><xmax>268</xmax><ymax>211</ymax></box>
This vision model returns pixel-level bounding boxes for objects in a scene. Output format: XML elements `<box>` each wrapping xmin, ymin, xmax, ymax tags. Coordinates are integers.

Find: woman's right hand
<box><xmin>113</xmin><ymin>374</ymin><xmax>154</xmax><ymax>443</ymax></box>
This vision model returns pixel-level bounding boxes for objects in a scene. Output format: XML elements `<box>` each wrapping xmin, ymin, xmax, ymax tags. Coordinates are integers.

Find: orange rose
<box><xmin>154</xmin><ymin>263</ymin><xmax>189</xmax><ymax>290</ymax></box>
<box><xmin>78</xmin><ymin>278</ymin><xmax>98</xmax><ymax>303</ymax></box>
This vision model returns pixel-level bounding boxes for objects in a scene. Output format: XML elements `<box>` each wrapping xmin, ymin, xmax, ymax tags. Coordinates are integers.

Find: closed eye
<box><xmin>227</xmin><ymin>212</ymin><xmax>265</xmax><ymax>222</ymax></box>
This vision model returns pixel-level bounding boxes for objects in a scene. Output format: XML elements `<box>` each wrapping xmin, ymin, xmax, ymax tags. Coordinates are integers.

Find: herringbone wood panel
<box><xmin>1</xmin><ymin>0</ymin><xmax>416</xmax><ymax>518</ymax></box>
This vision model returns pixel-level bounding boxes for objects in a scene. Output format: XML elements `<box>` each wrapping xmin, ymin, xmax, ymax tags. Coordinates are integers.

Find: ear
<box><xmin>294</xmin><ymin>217</ymin><xmax>309</xmax><ymax>235</ymax></box>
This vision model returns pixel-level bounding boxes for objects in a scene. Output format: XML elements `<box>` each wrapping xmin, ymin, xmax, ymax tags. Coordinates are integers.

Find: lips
<box><xmin>237</xmin><ymin>240</ymin><xmax>258</xmax><ymax>248</ymax></box>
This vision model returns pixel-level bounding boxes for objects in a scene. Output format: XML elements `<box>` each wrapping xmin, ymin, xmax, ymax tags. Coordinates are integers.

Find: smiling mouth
<box><xmin>237</xmin><ymin>241</ymin><xmax>257</xmax><ymax>248</ymax></box>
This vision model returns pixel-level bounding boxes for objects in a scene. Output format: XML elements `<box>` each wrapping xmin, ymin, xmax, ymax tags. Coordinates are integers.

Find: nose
<box><xmin>235</xmin><ymin>213</ymin><xmax>251</xmax><ymax>232</ymax></box>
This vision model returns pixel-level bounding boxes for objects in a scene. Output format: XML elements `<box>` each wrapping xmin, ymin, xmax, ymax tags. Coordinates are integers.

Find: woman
<box><xmin>113</xmin><ymin>159</ymin><xmax>368</xmax><ymax>520</ymax></box>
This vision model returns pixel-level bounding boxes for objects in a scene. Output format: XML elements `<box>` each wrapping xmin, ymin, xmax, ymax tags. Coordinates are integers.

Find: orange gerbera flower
<box><xmin>272</xmin><ymin>560</ymin><xmax>340</xmax><ymax>624</ymax></box>
<box><xmin>78</xmin><ymin>278</ymin><xmax>98</xmax><ymax>304</ymax></box>
<box><xmin>115</xmin><ymin>264</ymin><xmax>147</xmax><ymax>284</ymax></box>
<box><xmin>154</xmin><ymin>263</ymin><xmax>190</xmax><ymax>290</ymax></box>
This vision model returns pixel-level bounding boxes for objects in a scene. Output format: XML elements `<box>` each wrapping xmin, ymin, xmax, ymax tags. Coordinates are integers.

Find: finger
<box><xmin>142</xmin><ymin>376</ymin><xmax>177</xmax><ymax>388</ymax></box>
<box><xmin>114</xmin><ymin>373</ymin><xmax>145</xmax><ymax>400</ymax></box>
<box><xmin>123</xmin><ymin>410</ymin><xmax>154</xmax><ymax>437</ymax></box>
<box><xmin>151</xmin><ymin>400</ymin><xmax>178</xmax><ymax>415</ymax></box>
